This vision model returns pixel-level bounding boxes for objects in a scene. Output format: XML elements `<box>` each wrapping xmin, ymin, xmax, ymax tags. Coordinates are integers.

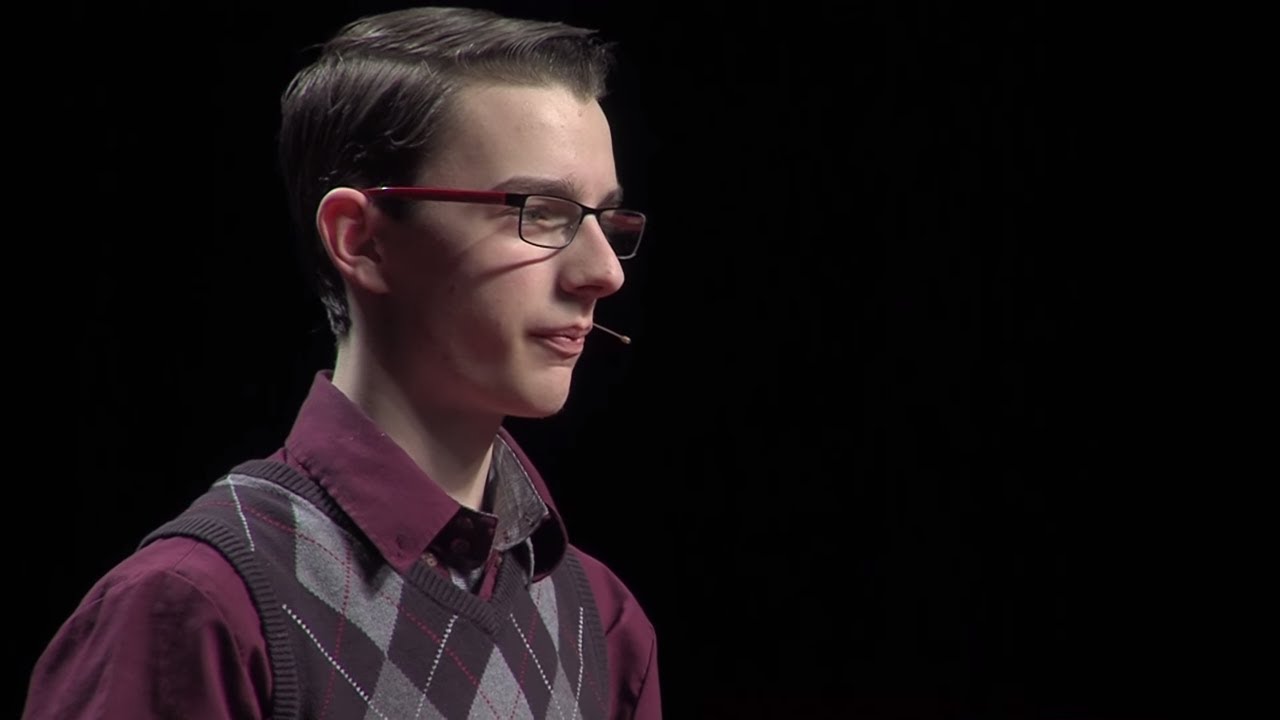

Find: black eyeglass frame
<box><xmin>360</xmin><ymin>186</ymin><xmax>646</xmax><ymax>260</ymax></box>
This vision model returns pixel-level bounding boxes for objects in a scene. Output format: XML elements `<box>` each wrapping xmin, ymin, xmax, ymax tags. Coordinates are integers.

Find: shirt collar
<box><xmin>281</xmin><ymin>371</ymin><xmax>568</xmax><ymax>578</ymax></box>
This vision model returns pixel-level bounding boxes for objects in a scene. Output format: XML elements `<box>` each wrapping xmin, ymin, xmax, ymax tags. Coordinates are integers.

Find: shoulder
<box><xmin>568</xmin><ymin>545</ymin><xmax>657</xmax><ymax>663</ymax></box>
<box><xmin>569</xmin><ymin>545</ymin><xmax>654</xmax><ymax>635</ymax></box>
<box><xmin>126</xmin><ymin>535</ymin><xmax>253</xmax><ymax>591</ymax></box>
<box><xmin>566</xmin><ymin>545</ymin><xmax>662</xmax><ymax>717</ymax></box>
<box><xmin>66</xmin><ymin>536</ymin><xmax>264</xmax><ymax>658</ymax></box>
<box><xmin>25</xmin><ymin>537</ymin><xmax>270</xmax><ymax>719</ymax></box>
<box><xmin>97</xmin><ymin>536</ymin><xmax>257</xmax><ymax>612</ymax></box>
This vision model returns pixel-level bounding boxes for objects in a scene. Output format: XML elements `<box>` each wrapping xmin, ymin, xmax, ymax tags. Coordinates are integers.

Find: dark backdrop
<box><xmin>12</xmin><ymin>1</ymin><xmax>1195</xmax><ymax>718</ymax></box>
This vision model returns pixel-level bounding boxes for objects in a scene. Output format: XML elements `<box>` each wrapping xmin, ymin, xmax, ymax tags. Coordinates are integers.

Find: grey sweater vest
<box><xmin>142</xmin><ymin>459</ymin><xmax>610</xmax><ymax>720</ymax></box>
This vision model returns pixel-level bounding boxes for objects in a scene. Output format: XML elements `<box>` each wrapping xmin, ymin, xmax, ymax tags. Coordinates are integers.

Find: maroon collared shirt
<box><xmin>24</xmin><ymin>372</ymin><xmax>660</xmax><ymax>719</ymax></box>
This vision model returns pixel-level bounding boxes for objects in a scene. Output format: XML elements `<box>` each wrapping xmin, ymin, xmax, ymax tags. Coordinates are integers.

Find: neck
<box><xmin>330</xmin><ymin>336</ymin><xmax>498</xmax><ymax>511</ymax></box>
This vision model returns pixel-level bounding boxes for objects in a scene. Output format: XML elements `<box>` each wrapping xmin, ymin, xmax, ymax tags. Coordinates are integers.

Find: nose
<box><xmin>560</xmin><ymin>215</ymin><xmax>625</xmax><ymax>299</ymax></box>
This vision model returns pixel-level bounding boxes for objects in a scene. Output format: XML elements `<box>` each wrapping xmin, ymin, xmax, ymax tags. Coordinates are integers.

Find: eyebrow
<box><xmin>491</xmin><ymin>176</ymin><xmax>625</xmax><ymax>207</ymax></box>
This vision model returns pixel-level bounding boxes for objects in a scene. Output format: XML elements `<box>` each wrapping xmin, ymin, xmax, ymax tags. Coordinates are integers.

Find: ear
<box><xmin>315</xmin><ymin>187</ymin><xmax>390</xmax><ymax>295</ymax></box>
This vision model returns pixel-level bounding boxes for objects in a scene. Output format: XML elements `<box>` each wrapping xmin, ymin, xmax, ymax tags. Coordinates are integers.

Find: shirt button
<box><xmin>423</xmin><ymin>552</ymin><xmax>438</xmax><ymax>567</ymax></box>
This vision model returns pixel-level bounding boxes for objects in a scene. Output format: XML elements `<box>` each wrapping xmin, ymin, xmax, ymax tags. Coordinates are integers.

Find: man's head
<box><xmin>279</xmin><ymin>7</ymin><xmax>636</xmax><ymax>419</ymax></box>
<box><xmin>280</xmin><ymin>6</ymin><xmax>617</xmax><ymax>338</ymax></box>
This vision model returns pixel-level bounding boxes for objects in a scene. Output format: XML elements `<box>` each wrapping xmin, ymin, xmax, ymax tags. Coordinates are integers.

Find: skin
<box><xmin>315</xmin><ymin>83</ymin><xmax>626</xmax><ymax>510</ymax></box>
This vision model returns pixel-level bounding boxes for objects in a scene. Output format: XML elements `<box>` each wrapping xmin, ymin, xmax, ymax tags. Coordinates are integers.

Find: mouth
<box><xmin>530</xmin><ymin>325</ymin><xmax>591</xmax><ymax>359</ymax></box>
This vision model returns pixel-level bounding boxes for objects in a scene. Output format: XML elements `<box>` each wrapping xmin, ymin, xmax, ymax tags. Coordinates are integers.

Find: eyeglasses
<box><xmin>361</xmin><ymin>186</ymin><xmax>646</xmax><ymax>260</ymax></box>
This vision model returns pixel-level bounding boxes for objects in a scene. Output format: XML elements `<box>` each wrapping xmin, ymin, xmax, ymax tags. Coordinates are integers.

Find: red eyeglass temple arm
<box><xmin>361</xmin><ymin>187</ymin><xmax>520</xmax><ymax>206</ymax></box>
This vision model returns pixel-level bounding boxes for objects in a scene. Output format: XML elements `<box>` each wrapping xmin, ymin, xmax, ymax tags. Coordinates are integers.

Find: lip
<box><xmin>531</xmin><ymin>324</ymin><xmax>591</xmax><ymax>339</ymax></box>
<box><xmin>530</xmin><ymin>324</ymin><xmax>591</xmax><ymax>358</ymax></box>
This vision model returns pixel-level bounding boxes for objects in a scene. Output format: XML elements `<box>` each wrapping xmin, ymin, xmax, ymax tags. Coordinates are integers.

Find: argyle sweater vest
<box><xmin>141</xmin><ymin>459</ymin><xmax>610</xmax><ymax>720</ymax></box>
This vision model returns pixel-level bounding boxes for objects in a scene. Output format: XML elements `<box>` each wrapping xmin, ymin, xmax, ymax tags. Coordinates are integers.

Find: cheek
<box><xmin>427</xmin><ymin>276</ymin><xmax>522</xmax><ymax>351</ymax></box>
<box><xmin>457</xmin><ymin>261</ymin><xmax>548</xmax><ymax>320</ymax></box>
<box><xmin>395</xmin><ymin>239</ymin><xmax>557</xmax><ymax>351</ymax></box>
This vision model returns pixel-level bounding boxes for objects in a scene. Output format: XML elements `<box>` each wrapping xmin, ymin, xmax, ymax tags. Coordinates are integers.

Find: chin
<box><xmin>505</xmin><ymin>380</ymin><xmax>573</xmax><ymax>418</ymax></box>
<box><xmin>513</xmin><ymin>392</ymin><xmax>571</xmax><ymax>418</ymax></box>
<box><xmin>490</xmin><ymin>362</ymin><xmax>576</xmax><ymax>418</ymax></box>
<box><xmin>505</xmin><ymin>402</ymin><xmax>567</xmax><ymax>420</ymax></box>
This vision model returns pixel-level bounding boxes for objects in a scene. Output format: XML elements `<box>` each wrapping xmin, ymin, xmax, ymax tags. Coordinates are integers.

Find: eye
<box><xmin>521</xmin><ymin>196</ymin><xmax>579</xmax><ymax>229</ymax></box>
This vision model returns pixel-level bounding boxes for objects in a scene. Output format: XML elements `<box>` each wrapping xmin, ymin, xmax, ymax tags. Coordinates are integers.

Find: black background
<box><xmin>12</xmin><ymin>1</ymin><xmax>1205</xmax><ymax>718</ymax></box>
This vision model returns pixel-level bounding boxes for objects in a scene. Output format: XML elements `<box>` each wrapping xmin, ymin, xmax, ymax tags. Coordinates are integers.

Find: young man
<box><xmin>24</xmin><ymin>6</ymin><xmax>659</xmax><ymax>719</ymax></box>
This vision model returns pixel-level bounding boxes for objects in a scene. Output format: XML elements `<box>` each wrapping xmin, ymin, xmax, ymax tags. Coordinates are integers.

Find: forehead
<box><xmin>422</xmin><ymin>83</ymin><xmax>618</xmax><ymax>201</ymax></box>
